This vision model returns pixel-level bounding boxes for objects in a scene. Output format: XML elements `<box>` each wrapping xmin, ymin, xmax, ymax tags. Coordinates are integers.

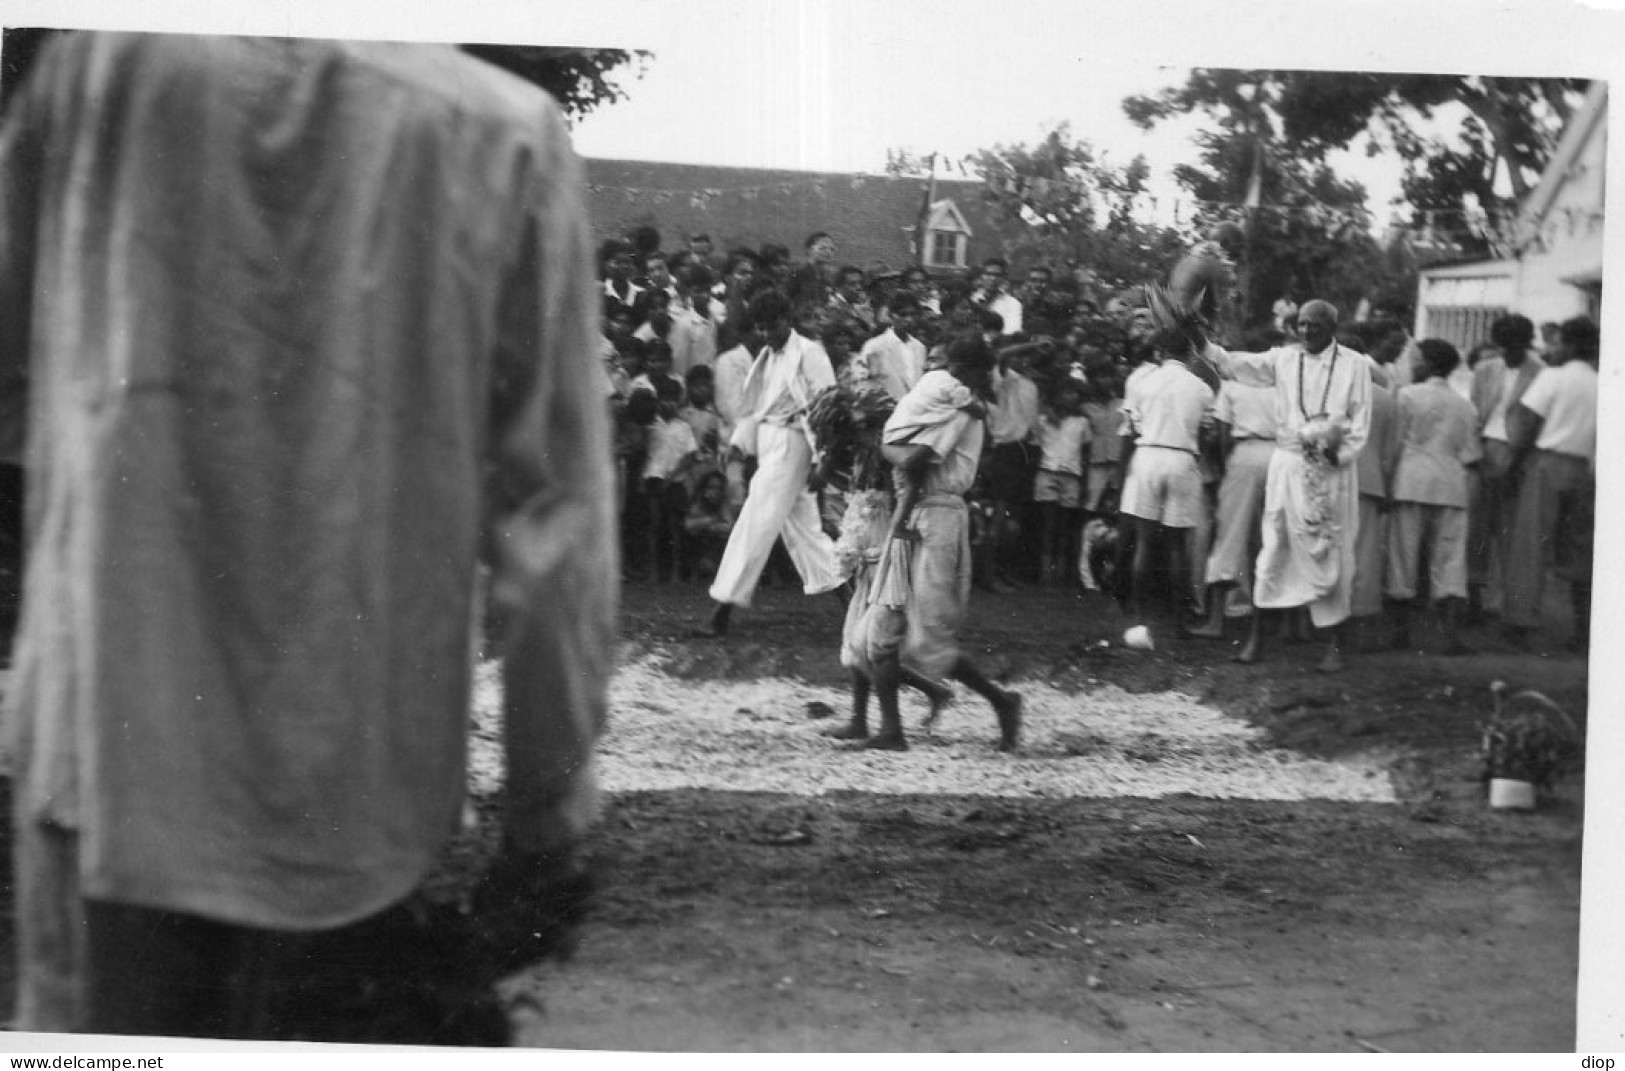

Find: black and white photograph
<box><xmin>0</xmin><ymin>0</ymin><xmax>1620</xmax><ymax>1058</ymax></box>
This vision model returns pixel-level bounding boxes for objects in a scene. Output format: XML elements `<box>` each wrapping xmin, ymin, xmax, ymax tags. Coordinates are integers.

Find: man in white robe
<box><xmin>1206</xmin><ymin>300</ymin><xmax>1372</xmax><ymax>671</ymax></box>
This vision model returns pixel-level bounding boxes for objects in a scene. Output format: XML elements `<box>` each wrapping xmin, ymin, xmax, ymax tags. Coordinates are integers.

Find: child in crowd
<box><xmin>629</xmin><ymin>340</ymin><xmax>686</xmax><ymax>406</ymax></box>
<box><xmin>679</xmin><ymin>365</ymin><xmax>724</xmax><ymax>479</ymax></box>
<box><xmin>617</xmin><ymin>387</ymin><xmax>658</xmax><ymax>580</ymax></box>
<box><xmin>1078</xmin><ymin>362</ymin><xmax>1124</xmax><ymax>593</ymax></box>
<box><xmin>1032</xmin><ymin>374</ymin><xmax>1091</xmax><ymax>585</ymax></box>
<box><xmin>1116</xmin><ymin>329</ymin><xmax>1215</xmax><ymax>647</ymax></box>
<box><xmin>683</xmin><ymin>470</ymin><xmax>735</xmax><ymax>583</ymax></box>
<box><xmin>643</xmin><ymin>377</ymin><xmax>700</xmax><ymax>584</ymax></box>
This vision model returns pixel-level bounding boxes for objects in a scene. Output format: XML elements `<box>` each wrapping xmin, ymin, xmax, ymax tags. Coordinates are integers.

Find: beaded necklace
<box><xmin>1297</xmin><ymin>342</ymin><xmax>1338</xmax><ymax>421</ymax></box>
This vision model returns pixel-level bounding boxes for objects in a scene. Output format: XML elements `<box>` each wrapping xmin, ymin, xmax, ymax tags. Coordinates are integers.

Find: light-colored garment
<box><xmin>0</xmin><ymin>33</ymin><xmax>615</xmax><ymax>1029</ymax></box>
<box><xmin>884</xmin><ymin>370</ymin><xmax>975</xmax><ymax>450</ymax></box>
<box><xmin>863</xmin><ymin>495</ymin><xmax>974</xmax><ymax>678</ymax></box>
<box><xmin>667</xmin><ymin>302</ymin><xmax>718</xmax><ymax>376</ymax></box>
<box><xmin>732</xmin><ymin>330</ymin><xmax>836</xmax><ymax>451</ymax></box>
<box><xmin>1471</xmin><ymin>353</ymin><xmax>1546</xmax><ymax>442</ymax></box>
<box><xmin>1208</xmin><ymin>341</ymin><xmax>1373</xmax><ymax>626</ymax></box>
<box><xmin>1391</xmin><ymin>377</ymin><xmax>1482</xmax><ymax>509</ymax></box>
<box><xmin>1352</xmin><ymin>494</ymin><xmax>1389</xmax><ymax>616</ymax></box>
<box><xmin>707</xmin><ymin>421</ymin><xmax>841</xmax><ymax>606</ymax></box>
<box><xmin>643</xmin><ymin>416</ymin><xmax>698</xmax><ymax>481</ymax></box>
<box><xmin>1213</xmin><ymin>381</ymin><xmax>1277</xmax><ymax>443</ymax></box>
<box><xmin>1205</xmin><ymin>438</ymin><xmax>1273</xmax><ymax>587</ymax></box>
<box><xmin>860</xmin><ymin>328</ymin><xmax>928</xmax><ymax>401</ymax></box>
<box><xmin>1356</xmin><ymin>379</ymin><xmax>1400</xmax><ymax>500</ymax></box>
<box><xmin>865</xmin><ymin>377</ymin><xmax>984</xmax><ymax>675</ymax></box>
<box><xmin>1519</xmin><ymin>360</ymin><xmax>1598</xmax><ymax>460</ymax></box>
<box><xmin>712</xmin><ymin>343</ymin><xmax>753</xmax><ymax>442</ymax></box>
<box><xmin>986</xmin><ymin>367</ymin><xmax>1040</xmax><ymax>445</ymax></box>
<box><xmin>1122</xmin><ymin>447</ymin><xmax>1204</xmax><ymax>528</ymax></box>
<box><xmin>1504</xmin><ymin>449</ymin><xmax>1595</xmax><ymax>629</ymax></box>
<box><xmin>1123</xmin><ymin>361</ymin><xmax>1214</xmax><ymax>452</ymax></box>
<box><xmin>1035</xmin><ymin>413</ymin><xmax>1092</xmax><ymax>477</ymax></box>
<box><xmin>1384</xmin><ymin>502</ymin><xmax>1468</xmax><ymax>602</ymax></box>
<box><xmin>987</xmin><ymin>292</ymin><xmax>1023</xmax><ymax>336</ymax></box>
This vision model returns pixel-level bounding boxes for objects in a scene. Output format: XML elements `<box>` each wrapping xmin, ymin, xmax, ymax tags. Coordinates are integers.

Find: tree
<box><xmin>958</xmin><ymin>125</ymin><xmax>1186</xmax><ymax>296</ymax></box>
<box><xmin>1</xmin><ymin>29</ymin><xmax>648</xmax><ymax>123</ymax></box>
<box><xmin>1126</xmin><ymin>69</ymin><xmax>1589</xmax><ymax>259</ymax></box>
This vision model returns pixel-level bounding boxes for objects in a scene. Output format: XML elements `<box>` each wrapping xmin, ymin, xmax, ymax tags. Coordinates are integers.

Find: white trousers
<box><xmin>709</xmin><ymin>423</ymin><xmax>841</xmax><ymax>607</ymax></box>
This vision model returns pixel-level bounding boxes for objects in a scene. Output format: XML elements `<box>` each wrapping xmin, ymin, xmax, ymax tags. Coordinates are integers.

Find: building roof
<box><xmin>582</xmin><ymin>158</ymin><xmax>1023</xmax><ymax>271</ymax></box>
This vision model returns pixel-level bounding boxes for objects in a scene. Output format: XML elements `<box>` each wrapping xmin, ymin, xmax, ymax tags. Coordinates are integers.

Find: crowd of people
<box><xmin>599</xmin><ymin>225</ymin><xmax>1599</xmax><ymax>672</ymax></box>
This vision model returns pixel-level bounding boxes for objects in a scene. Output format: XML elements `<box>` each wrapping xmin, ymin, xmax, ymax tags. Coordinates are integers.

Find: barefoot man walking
<box><xmin>850</xmin><ymin>336</ymin><xmax>1024</xmax><ymax>751</ymax></box>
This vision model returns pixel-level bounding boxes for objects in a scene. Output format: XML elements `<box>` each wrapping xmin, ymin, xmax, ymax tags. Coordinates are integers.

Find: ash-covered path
<box><xmin>472</xmin><ymin>654</ymin><xmax>1398</xmax><ymax>803</ymax></box>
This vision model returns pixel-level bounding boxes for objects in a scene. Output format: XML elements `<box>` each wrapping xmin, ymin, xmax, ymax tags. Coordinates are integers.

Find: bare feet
<box><xmin>993</xmin><ymin>691</ymin><xmax>1024</xmax><ymax>752</ymax></box>
<box><xmin>1233</xmin><ymin>639</ymin><xmax>1261</xmax><ymax>664</ymax></box>
<box><xmin>861</xmin><ymin>732</ymin><xmax>909</xmax><ymax>751</ymax></box>
<box><xmin>1316</xmin><ymin>647</ymin><xmax>1345</xmax><ymax>673</ymax></box>
<box><xmin>1184</xmin><ymin>621</ymin><xmax>1226</xmax><ymax>640</ymax></box>
<box><xmin>827</xmin><ymin>719</ymin><xmax>869</xmax><ymax>741</ymax></box>
<box><xmin>921</xmin><ymin>684</ymin><xmax>954</xmax><ymax>730</ymax></box>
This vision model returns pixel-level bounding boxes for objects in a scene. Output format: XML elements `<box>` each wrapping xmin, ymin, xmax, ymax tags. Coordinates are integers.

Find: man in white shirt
<box><xmin>978</xmin><ymin>344</ymin><xmax>1042</xmax><ymax>592</ymax></box>
<box><xmin>970</xmin><ymin>258</ymin><xmax>1023</xmax><ymax>337</ymax></box>
<box><xmin>1503</xmin><ymin>316</ymin><xmax>1598</xmax><ymax>650</ymax></box>
<box><xmin>859</xmin><ymin>292</ymin><xmax>928</xmax><ymax>401</ymax></box>
<box><xmin>1118</xmin><ymin>331</ymin><xmax>1216</xmax><ymax>643</ymax></box>
<box><xmin>697</xmin><ymin>289</ymin><xmax>843</xmax><ymax>637</ymax></box>
<box><xmin>1207</xmin><ymin>300</ymin><xmax>1372</xmax><ymax>672</ymax></box>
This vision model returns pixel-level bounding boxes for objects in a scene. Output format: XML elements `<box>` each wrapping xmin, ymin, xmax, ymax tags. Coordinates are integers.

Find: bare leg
<box><xmin>1166</xmin><ymin>527</ymin><xmax>1192</xmax><ymax>619</ymax></box>
<box><xmin>828</xmin><ymin>669</ymin><xmax>872</xmax><ymax>739</ymax></box>
<box><xmin>948</xmin><ymin>656</ymin><xmax>1023</xmax><ymax>752</ymax></box>
<box><xmin>1439</xmin><ymin>597</ymin><xmax>1473</xmax><ymax>656</ymax></box>
<box><xmin>902</xmin><ymin>667</ymin><xmax>954</xmax><ymax>728</ymax></box>
<box><xmin>1187</xmin><ymin>581</ymin><xmax>1231</xmax><ymax>639</ymax></box>
<box><xmin>1128</xmin><ymin>517</ymin><xmax>1158</xmax><ymax>623</ymax></box>
<box><xmin>862</xmin><ymin>656</ymin><xmax>908</xmax><ymax>750</ymax></box>
<box><xmin>1315</xmin><ymin>623</ymin><xmax>1346</xmax><ymax>673</ymax></box>
<box><xmin>1388</xmin><ymin>598</ymin><xmax>1413</xmax><ymax>651</ymax></box>
<box><xmin>1236</xmin><ymin>607</ymin><xmax>1269</xmax><ymax>663</ymax></box>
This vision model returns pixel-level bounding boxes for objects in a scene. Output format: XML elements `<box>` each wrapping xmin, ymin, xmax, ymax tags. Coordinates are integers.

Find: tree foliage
<box><xmin>1126</xmin><ymin>69</ymin><xmax>1589</xmax><ymax>260</ymax></box>
<box><xmin>962</xmin><ymin>125</ymin><xmax>1186</xmax><ymax>295</ymax></box>
<box><xmin>0</xmin><ymin>29</ymin><xmax>647</xmax><ymax>123</ymax></box>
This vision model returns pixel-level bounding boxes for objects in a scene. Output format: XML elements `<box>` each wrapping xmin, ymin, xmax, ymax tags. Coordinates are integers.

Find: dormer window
<box><xmin>921</xmin><ymin>199</ymin><xmax>972</xmax><ymax>270</ymax></box>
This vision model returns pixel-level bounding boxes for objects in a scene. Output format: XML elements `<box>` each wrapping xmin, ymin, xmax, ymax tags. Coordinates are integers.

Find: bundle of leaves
<box><xmin>807</xmin><ymin>384</ymin><xmax>896</xmax><ymax>491</ymax></box>
<box><xmin>1480</xmin><ymin>682</ymin><xmax>1582</xmax><ymax>788</ymax></box>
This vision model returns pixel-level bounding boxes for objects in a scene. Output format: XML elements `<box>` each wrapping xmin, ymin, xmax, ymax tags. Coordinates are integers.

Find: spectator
<box><xmin>0</xmin><ymin>32</ymin><xmax>614</xmax><ymax>1038</ymax></box>
<box><xmin>1384</xmin><ymin>339</ymin><xmax>1481</xmax><ymax>654</ymax></box>
<box><xmin>1503</xmin><ymin>316</ymin><xmax>1598</xmax><ymax>651</ymax></box>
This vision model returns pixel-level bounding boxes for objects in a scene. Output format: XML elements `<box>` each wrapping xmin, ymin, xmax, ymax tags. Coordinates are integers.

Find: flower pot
<box><xmin>1488</xmin><ymin>777</ymin><xmax>1537</xmax><ymax>811</ymax></box>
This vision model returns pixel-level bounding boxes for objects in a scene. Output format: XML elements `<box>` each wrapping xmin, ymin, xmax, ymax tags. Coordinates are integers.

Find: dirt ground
<box><xmin>510</xmin><ymin>578</ymin><xmax>1586</xmax><ymax>1053</ymax></box>
<box><xmin>0</xmin><ymin>575</ymin><xmax>1588</xmax><ymax>1052</ymax></box>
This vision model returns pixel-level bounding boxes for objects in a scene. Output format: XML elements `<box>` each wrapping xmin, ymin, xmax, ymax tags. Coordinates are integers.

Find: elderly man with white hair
<box><xmin>1204</xmin><ymin>299</ymin><xmax>1372</xmax><ymax>671</ymax></box>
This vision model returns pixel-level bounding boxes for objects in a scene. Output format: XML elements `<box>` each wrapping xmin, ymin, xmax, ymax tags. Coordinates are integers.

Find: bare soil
<box><xmin>510</xmin><ymin>579</ymin><xmax>1585</xmax><ymax>1053</ymax></box>
<box><xmin>0</xmin><ymin>577</ymin><xmax>1587</xmax><ymax>1051</ymax></box>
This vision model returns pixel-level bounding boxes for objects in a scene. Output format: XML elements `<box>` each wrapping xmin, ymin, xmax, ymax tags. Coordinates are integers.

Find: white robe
<box><xmin>1207</xmin><ymin>342</ymin><xmax>1373</xmax><ymax>627</ymax></box>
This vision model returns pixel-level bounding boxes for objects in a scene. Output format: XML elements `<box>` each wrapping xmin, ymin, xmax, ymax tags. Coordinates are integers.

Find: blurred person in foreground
<box><xmin>0</xmin><ymin>32</ymin><xmax>615</xmax><ymax>1038</ymax></box>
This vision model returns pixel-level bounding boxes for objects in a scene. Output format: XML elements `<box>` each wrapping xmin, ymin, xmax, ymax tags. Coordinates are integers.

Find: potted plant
<box><xmin>1479</xmin><ymin>680</ymin><xmax>1581</xmax><ymax>810</ymax></box>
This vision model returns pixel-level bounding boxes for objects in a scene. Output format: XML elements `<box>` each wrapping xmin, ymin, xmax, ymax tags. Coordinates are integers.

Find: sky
<box><xmin>563</xmin><ymin>2</ymin><xmax>1414</xmax><ymax>227</ymax></box>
